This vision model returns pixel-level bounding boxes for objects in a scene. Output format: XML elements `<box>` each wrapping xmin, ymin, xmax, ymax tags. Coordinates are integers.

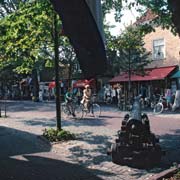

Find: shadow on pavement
<box><xmin>0</xmin><ymin>155</ymin><xmax>103</xmax><ymax>180</ymax></box>
<box><xmin>65</xmin><ymin>131</ymin><xmax>116</xmax><ymax>178</ymax></box>
<box><xmin>22</xmin><ymin>118</ymin><xmax>56</xmax><ymax>127</ymax></box>
<box><xmin>64</xmin><ymin>118</ymin><xmax>109</xmax><ymax>127</ymax></box>
<box><xmin>0</xmin><ymin>126</ymin><xmax>106</xmax><ymax>180</ymax></box>
<box><xmin>21</xmin><ymin>117</ymin><xmax>109</xmax><ymax>128</ymax></box>
<box><xmin>68</xmin><ymin>131</ymin><xmax>113</xmax><ymax>166</ymax></box>
<box><xmin>159</xmin><ymin>129</ymin><xmax>180</xmax><ymax>168</ymax></box>
<box><xmin>4</xmin><ymin>100</ymin><xmax>56</xmax><ymax>113</ymax></box>
<box><xmin>0</xmin><ymin>126</ymin><xmax>51</xmax><ymax>157</ymax></box>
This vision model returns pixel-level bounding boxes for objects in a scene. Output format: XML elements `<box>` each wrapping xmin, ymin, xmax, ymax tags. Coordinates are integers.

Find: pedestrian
<box><xmin>104</xmin><ymin>84</ymin><xmax>111</xmax><ymax>102</ymax></box>
<box><xmin>117</xmin><ymin>84</ymin><xmax>123</xmax><ymax>108</ymax></box>
<box><xmin>111</xmin><ymin>86</ymin><xmax>118</xmax><ymax>105</ymax></box>
<box><xmin>165</xmin><ymin>88</ymin><xmax>172</xmax><ymax>109</ymax></box>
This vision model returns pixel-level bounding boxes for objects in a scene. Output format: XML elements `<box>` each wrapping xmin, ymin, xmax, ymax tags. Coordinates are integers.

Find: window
<box><xmin>153</xmin><ymin>39</ymin><xmax>165</xmax><ymax>60</ymax></box>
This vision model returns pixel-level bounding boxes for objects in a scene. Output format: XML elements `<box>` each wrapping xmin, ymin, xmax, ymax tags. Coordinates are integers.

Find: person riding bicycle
<box><xmin>64</xmin><ymin>87</ymin><xmax>76</xmax><ymax>117</ymax></box>
<box><xmin>81</xmin><ymin>84</ymin><xmax>92</xmax><ymax>111</ymax></box>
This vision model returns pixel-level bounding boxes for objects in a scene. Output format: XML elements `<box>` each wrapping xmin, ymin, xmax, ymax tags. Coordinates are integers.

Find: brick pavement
<box><xmin>0</xmin><ymin>100</ymin><xmax>180</xmax><ymax>179</ymax></box>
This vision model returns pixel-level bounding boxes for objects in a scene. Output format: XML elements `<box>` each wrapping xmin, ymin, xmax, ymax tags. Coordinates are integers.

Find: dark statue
<box><xmin>107</xmin><ymin>96</ymin><xmax>165</xmax><ymax>169</ymax></box>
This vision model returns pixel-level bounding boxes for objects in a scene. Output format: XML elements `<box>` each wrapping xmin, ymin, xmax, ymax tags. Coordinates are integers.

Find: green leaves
<box><xmin>0</xmin><ymin>0</ymin><xmax>56</xmax><ymax>74</ymax></box>
<box><xmin>107</xmin><ymin>25</ymin><xmax>151</xmax><ymax>75</ymax></box>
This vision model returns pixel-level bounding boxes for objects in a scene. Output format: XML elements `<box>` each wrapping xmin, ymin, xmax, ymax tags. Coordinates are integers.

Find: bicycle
<box><xmin>104</xmin><ymin>95</ymin><xmax>112</xmax><ymax>105</ymax></box>
<box><xmin>153</xmin><ymin>94</ymin><xmax>171</xmax><ymax>114</ymax></box>
<box><xmin>75</xmin><ymin>101</ymin><xmax>101</xmax><ymax>119</ymax></box>
<box><xmin>61</xmin><ymin>98</ymin><xmax>78</xmax><ymax>119</ymax></box>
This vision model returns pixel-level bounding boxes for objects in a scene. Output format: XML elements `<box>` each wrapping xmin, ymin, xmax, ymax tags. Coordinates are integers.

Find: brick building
<box><xmin>110</xmin><ymin>10</ymin><xmax>180</xmax><ymax>97</ymax></box>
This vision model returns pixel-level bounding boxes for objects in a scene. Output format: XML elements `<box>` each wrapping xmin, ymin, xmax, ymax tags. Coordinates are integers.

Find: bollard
<box><xmin>0</xmin><ymin>102</ymin><xmax>1</xmax><ymax>117</ymax></box>
<box><xmin>0</xmin><ymin>99</ymin><xmax>7</xmax><ymax>118</ymax></box>
<box><xmin>4</xmin><ymin>100</ymin><xmax>7</xmax><ymax>117</ymax></box>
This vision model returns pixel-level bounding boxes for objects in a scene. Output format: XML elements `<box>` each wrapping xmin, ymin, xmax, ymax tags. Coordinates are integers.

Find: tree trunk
<box><xmin>32</xmin><ymin>69</ymin><xmax>39</xmax><ymax>101</ymax></box>
<box><xmin>68</xmin><ymin>64</ymin><xmax>72</xmax><ymax>88</ymax></box>
<box><xmin>54</xmin><ymin>13</ymin><xmax>61</xmax><ymax>130</ymax></box>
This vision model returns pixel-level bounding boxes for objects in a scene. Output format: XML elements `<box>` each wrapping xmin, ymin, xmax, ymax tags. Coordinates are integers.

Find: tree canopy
<box><xmin>107</xmin><ymin>25</ymin><xmax>151</xmax><ymax>76</ymax></box>
<box><xmin>0</xmin><ymin>0</ymin><xmax>55</xmax><ymax>74</ymax></box>
<box><xmin>103</xmin><ymin>0</ymin><xmax>180</xmax><ymax>36</ymax></box>
<box><xmin>0</xmin><ymin>0</ymin><xmax>180</xmax><ymax>78</ymax></box>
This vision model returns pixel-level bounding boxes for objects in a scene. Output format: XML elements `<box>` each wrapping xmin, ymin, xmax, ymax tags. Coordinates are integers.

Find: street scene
<box><xmin>1</xmin><ymin>0</ymin><xmax>180</xmax><ymax>180</ymax></box>
<box><xmin>0</xmin><ymin>100</ymin><xmax>180</xmax><ymax>179</ymax></box>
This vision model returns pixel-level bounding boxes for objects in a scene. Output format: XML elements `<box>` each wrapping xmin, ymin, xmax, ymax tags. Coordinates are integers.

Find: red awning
<box><xmin>73</xmin><ymin>79</ymin><xmax>95</xmax><ymax>88</ymax></box>
<box><xmin>109</xmin><ymin>66</ymin><xmax>177</xmax><ymax>83</ymax></box>
<box><xmin>48</xmin><ymin>81</ymin><xmax>62</xmax><ymax>89</ymax></box>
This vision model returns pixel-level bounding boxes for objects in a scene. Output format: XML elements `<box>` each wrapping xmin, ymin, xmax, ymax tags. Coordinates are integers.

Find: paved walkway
<box><xmin>0</xmin><ymin>100</ymin><xmax>180</xmax><ymax>180</ymax></box>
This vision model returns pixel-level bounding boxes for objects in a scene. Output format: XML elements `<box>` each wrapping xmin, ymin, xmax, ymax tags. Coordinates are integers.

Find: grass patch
<box><xmin>43</xmin><ymin>128</ymin><xmax>75</xmax><ymax>142</ymax></box>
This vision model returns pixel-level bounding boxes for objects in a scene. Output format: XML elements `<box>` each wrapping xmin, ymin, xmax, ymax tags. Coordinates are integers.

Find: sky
<box><xmin>105</xmin><ymin>2</ymin><xmax>141</xmax><ymax>36</ymax></box>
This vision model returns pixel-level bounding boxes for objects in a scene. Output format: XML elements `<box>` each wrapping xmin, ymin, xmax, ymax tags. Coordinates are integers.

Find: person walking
<box><xmin>165</xmin><ymin>88</ymin><xmax>172</xmax><ymax>109</ymax></box>
<box><xmin>111</xmin><ymin>86</ymin><xmax>118</xmax><ymax>105</ymax></box>
<box><xmin>117</xmin><ymin>84</ymin><xmax>123</xmax><ymax>108</ymax></box>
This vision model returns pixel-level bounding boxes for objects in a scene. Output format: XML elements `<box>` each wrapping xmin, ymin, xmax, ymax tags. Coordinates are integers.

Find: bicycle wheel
<box><xmin>105</xmin><ymin>97</ymin><xmax>112</xmax><ymax>105</ymax></box>
<box><xmin>61</xmin><ymin>103</ymin><xmax>70</xmax><ymax>119</ymax></box>
<box><xmin>118</xmin><ymin>102</ymin><xmax>123</xmax><ymax>110</ymax></box>
<box><xmin>92</xmin><ymin>103</ymin><xmax>101</xmax><ymax>118</ymax></box>
<box><xmin>153</xmin><ymin>103</ymin><xmax>163</xmax><ymax>114</ymax></box>
<box><xmin>75</xmin><ymin>104</ymin><xmax>84</xmax><ymax>119</ymax></box>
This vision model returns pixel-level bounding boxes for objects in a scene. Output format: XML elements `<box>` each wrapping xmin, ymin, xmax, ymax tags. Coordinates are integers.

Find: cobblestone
<box><xmin>1</xmin><ymin>100</ymin><xmax>180</xmax><ymax>179</ymax></box>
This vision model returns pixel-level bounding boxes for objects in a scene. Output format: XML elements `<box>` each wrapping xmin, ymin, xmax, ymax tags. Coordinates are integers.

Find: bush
<box><xmin>43</xmin><ymin>128</ymin><xmax>75</xmax><ymax>142</ymax></box>
<box><xmin>174</xmin><ymin>170</ymin><xmax>180</xmax><ymax>179</ymax></box>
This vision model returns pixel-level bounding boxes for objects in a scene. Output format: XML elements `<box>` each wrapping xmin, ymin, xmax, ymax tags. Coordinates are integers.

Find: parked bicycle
<box><xmin>153</xmin><ymin>94</ymin><xmax>172</xmax><ymax>114</ymax></box>
<box><xmin>140</xmin><ymin>96</ymin><xmax>151</xmax><ymax>109</ymax></box>
<box><xmin>104</xmin><ymin>95</ymin><xmax>112</xmax><ymax>105</ymax></box>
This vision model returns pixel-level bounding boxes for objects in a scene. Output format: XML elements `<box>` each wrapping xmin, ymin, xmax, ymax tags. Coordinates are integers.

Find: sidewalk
<box><xmin>0</xmin><ymin>100</ymin><xmax>180</xmax><ymax>179</ymax></box>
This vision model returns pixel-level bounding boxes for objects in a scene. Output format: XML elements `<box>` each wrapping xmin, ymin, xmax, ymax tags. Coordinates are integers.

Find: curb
<box><xmin>37</xmin><ymin>135</ymin><xmax>52</xmax><ymax>145</ymax></box>
<box><xmin>149</xmin><ymin>165</ymin><xmax>180</xmax><ymax>180</ymax></box>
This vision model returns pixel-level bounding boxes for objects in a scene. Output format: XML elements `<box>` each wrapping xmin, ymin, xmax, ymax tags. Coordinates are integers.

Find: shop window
<box><xmin>152</xmin><ymin>39</ymin><xmax>165</xmax><ymax>60</ymax></box>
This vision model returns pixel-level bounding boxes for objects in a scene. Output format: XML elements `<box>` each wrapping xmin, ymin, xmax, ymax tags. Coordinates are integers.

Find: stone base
<box><xmin>110</xmin><ymin>143</ymin><xmax>164</xmax><ymax>169</ymax></box>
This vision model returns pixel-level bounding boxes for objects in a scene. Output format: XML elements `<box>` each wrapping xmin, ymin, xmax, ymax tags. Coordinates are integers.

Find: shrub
<box><xmin>43</xmin><ymin>128</ymin><xmax>75</xmax><ymax>142</ymax></box>
<box><xmin>174</xmin><ymin>170</ymin><xmax>180</xmax><ymax>179</ymax></box>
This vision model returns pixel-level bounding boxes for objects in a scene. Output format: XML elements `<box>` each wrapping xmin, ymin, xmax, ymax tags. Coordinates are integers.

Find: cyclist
<box><xmin>64</xmin><ymin>87</ymin><xmax>76</xmax><ymax>117</ymax></box>
<box><xmin>81</xmin><ymin>84</ymin><xmax>92</xmax><ymax>111</ymax></box>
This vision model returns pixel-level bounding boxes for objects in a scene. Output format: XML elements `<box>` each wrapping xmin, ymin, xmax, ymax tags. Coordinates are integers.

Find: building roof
<box><xmin>109</xmin><ymin>66</ymin><xmax>177</xmax><ymax>83</ymax></box>
<box><xmin>135</xmin><ymin>9</ymin><xmax>158</xmax><ymax>25</ymax></box>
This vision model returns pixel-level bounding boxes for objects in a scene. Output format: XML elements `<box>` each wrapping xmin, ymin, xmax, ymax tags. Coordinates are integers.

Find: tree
<box><xmin>0</xmin><ymin>0</ymin><xmax>81</xmax><ymax>130</ymax></box>
<box><xmin>59</xmin><ymin>38</ymin><xmax>80</xmax><ymax>87</ymax></box>
<box><xmin>101</xmin><ymin>0</ymin><xmax>180</xmax><ymax>36</ymax></box>
<box><xmin>0</xmin><ymin>1</ymin><xmax>60</xmax><ymax>99</ymax></box>
<box><xmin>108</xmin><ymin>25</ymin><xmax>151</xmax><ymax>100</ymax></box>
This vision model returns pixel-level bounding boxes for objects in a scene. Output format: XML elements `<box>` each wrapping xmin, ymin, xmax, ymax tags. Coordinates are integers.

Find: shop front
<box><xmin>109</xmin><ymin>66</ymin><xmax>178</xmax><ymax>98</ymax></box>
